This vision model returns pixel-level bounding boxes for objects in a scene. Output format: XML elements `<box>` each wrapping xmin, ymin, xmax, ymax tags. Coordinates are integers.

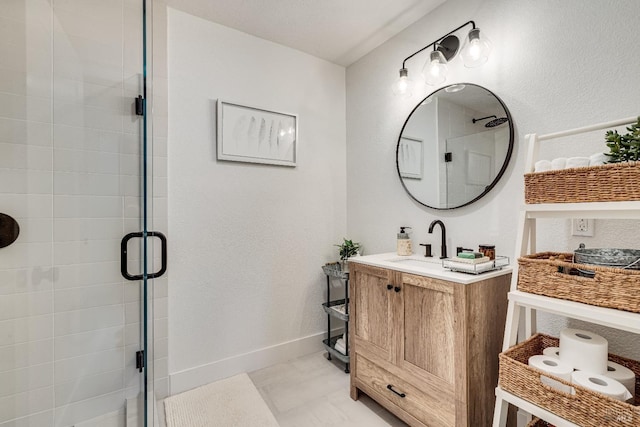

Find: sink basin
<box><xmin>386</xmin><ymin>257</ymin><xmax>442</xmax><ymax>269</ymax></box>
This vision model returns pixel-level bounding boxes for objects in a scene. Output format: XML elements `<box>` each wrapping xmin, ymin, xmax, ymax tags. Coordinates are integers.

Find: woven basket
<box><xmin>526</xmin><ymin>418</ymin><xmax>553</xmax><ymax>427</ymax></box>
<box><xmin>524</xmin><ymin>161</ymin><xmax>640</xmax><ymax>204</ymax></box>
<box><xmin>518</xmin><ymin>252</ymin><xmax>640</xmax><ymax>313</ymax></box>
<box><xmin>500</xmin><ymin>334</ymin><xmax>640</xmax><ymax>427</ymax></box>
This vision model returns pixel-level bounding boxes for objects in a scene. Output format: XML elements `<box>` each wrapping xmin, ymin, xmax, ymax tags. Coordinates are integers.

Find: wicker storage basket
<box><xmin>526</xmin><ymin>418</ymin><xmax>553</xmax><ymax>427</ymax></box>
<box><xmin>517</xmin><ymin>252</ymin><xmax>640</xmax><ymax>313</ymax></box>
<box><xmin>500</xmin><ymin>334</ymin><xmax>640</xmax><ymax>427</ymax></box>
<box><xmin>524</xmin><ymin>161</ymin><xmax>640</xmax><ymax>204</ymax></box>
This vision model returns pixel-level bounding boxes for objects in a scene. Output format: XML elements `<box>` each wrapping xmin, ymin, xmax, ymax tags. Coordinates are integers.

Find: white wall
<box><xmin>346</xmin><ymin>0</ymin><xmax>640</xmax><ymax>357</ymax></box>
<box><xmin>167</xmin><ymin>9</ymin><xmax>346</xmax><ymax>391</ymax></box>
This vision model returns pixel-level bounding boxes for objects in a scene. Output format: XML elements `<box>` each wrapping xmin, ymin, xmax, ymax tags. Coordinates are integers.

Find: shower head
<box><xmin>472</xmin><ymin>115</ymin><xmax>509</xmax><ymax>128</ymax></box>
<box><xmin>484</xmin><ymin>117</ymin><xmax>509</xmax><ymax>128</ymax></box>
<box><xmin>472</xmin><ymin>115</ymin><xmax>496</xmax><ymax>124</ymax></box>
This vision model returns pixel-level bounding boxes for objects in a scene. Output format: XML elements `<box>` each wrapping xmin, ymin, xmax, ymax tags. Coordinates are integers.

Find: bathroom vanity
<box><xmin>348</xmin><ymin>253</ymin><xmax>512</xmax><ymax>427</ymax></box>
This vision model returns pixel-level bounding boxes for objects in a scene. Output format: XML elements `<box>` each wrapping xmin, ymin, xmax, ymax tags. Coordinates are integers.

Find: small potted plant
<box><xmin>604</xmin><ymin>117</ymin><xmax>640</xmax><ymax>163</ymax></box>
<box><xmin>335</xmin><ymin>238</ymin><xmax>361</xmax><ymax>270</ymax></box>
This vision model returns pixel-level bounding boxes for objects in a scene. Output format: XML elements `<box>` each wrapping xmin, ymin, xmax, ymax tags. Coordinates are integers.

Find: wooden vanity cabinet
<box><xmin>349</xmin><ymin>262</ymin><xmax>511</xmax><ymax>427</ymax></box>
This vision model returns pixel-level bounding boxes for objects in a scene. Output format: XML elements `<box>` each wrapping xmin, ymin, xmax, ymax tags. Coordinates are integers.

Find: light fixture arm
<box><xmin>401</xmin><ymin>20</ymin><xmax>476</xmax><ymax>69</ymax></box>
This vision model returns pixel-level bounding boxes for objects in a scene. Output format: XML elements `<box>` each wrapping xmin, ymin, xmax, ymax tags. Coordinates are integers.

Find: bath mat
<box><xmin>164</xmin><ymin>373</ymin><xmax>279</xmax><ymax>427</ymax></box>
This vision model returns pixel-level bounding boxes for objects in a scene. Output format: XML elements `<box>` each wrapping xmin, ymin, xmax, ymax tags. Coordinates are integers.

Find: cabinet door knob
<box><xmin>386</xmin><ymin>384</ymin><xmax>406</xmax><ymax>398</ymax></box>
<box><xmin>387</xmin><ymin>284</ymin><xmax>393</xmax><ymax>290</ymax></box>
<box><xmin>394</xmin><ymin>286</ymin><xmax>401</xmax><ymax>293</ymax></box>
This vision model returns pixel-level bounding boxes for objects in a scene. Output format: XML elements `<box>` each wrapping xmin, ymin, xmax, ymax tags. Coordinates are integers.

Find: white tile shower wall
<box><xmin>346</xmin><ymin>0</ymin><xmax>640</xmax><ymax>357</ymax></box>
<box><xmin>0</xmin><ymin>0</ymin><xmax>168</xmax><ymax>425</ymax></box>
<box><xmin>0</xmin><ymin>2</ymin><xmax>54</xmax><ymax>425</ymax></box>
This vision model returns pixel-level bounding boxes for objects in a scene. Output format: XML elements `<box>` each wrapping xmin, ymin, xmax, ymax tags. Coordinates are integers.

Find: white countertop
<box><xmin>348</xmin><ymin>252</ymin><xmax>512</xmax><ymax>285</ymax></box>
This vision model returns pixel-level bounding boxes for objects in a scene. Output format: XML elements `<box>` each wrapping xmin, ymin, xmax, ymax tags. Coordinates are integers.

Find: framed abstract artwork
<box><xmin>217</xmin><ymin>100</ymin><xmax>297</xmax><ymax>167</ymax></box>
<box><xmin>398</xmin><ymin>136</ymin><xmax>423</xmax><ymax>179</ymax></box>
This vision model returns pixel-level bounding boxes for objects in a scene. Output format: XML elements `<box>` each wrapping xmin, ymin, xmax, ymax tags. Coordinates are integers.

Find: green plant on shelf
<box><xmin>335</xmin><ymin>238</ymin><xmax>361</xmax><ymax>261</ymax></box>
<box><xmin>604</xmin><ymin>116</ymin><xmax>640</xmax><ymax>163</ymax></box>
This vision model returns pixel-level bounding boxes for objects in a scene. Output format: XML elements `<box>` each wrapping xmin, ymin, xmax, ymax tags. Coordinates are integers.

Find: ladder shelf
<box><xmin>493</xmin><ymin>116</ymin><xmax>640</xmax><ymax>427</ymax></box>
<box><xmin>509</xmin><ymin>290</ymin><xmax>640</xmax><ymax>335</ymax></box>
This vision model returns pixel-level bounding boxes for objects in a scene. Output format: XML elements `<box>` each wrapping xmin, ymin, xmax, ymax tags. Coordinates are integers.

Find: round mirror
<box><xmin>396</xmin><ymin>83</ymin><xmax>514</xmax><ymax>209</ymax></box>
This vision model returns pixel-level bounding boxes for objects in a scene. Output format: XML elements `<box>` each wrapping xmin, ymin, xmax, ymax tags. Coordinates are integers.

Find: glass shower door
<box><xmin>0</xmin><ymin>0</ymin><xmax>158</xmax><ymax>425</ymax></box>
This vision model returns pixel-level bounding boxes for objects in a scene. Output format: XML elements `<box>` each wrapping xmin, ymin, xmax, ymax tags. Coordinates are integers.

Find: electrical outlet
<box><xmin>572</xmin><ymin>219</ymin><xmax>594</xmax><ymax>236</ymax></box>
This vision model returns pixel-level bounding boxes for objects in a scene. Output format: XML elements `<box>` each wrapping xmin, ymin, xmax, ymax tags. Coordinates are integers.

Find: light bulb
<box><xmin>422</xmin><ymin>50</ymin><xmax>447</xmax><ymax>86</ymax></box>
<box><xmin>392</xmin><ymin>68</ymin><xmax>414</xmax><ymax>97</ymax></box>
<box><xmin>461</xmin><ymin>28</ymin><xmax>492</xmax><ymax>68</ymax></box>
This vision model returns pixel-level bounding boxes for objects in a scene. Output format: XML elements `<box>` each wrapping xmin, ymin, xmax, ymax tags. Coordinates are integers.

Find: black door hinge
<box><xmin>444</xmin><ymin>152</ymin><xmax>453</xmax><ymax>162</ymax></box>
<box><xmin>136</xmin><ymin>350</ymin><xmax>144</xmax><ymax>372</ymax></box>
<box><xmin>135</xmin><ymin>95</ymin><xmax>145</xmax><ymax>116</ymax></box>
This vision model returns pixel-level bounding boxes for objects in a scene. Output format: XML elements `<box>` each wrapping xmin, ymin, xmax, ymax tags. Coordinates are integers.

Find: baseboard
<box><xmin>169</xmin><ymin>328</ymin><xmax>344</xmax><ymax>395</ymax></box>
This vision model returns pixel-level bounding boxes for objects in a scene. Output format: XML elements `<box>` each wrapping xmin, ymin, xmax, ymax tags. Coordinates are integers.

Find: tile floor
<box><xmin>248</xmin><ymin>351</ymin><xmax>407</xmax><ymax>427</ymax></box>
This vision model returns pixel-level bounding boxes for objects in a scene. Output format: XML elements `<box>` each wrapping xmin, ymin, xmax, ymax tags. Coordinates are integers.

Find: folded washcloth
<box><xmin>334</xmin><ymin>338</ymin><xmax>346</xmax><ymax>355</ymax></box>
<box><xmin>458</xmin><ymin>251</ymin><xmax>483</xmax><ymax>259</ymax></box>
<box><xmin>447</xmin><ymin>261</ymin><xmax>494</xmax><ymax>273</ymax></box>
<box><xmin>454</xmin><ymin>256</ymin><xmax>491</xmax><ymax>264</ymax></box>
<box><xmin>534</xmin><ymin>160</ymin><xmax>552</xmax><ymax>172</ymax></box>
<box><xmin>589</xmin><ymin>152</ymin><xmax>608</xmax><ymax>166</ymax></box>
<box><xmin>565</xmin><ymin>157</ymin><xmax>590</xmax><ymax>168</ymax></box>
<box><xmin>551</xmin><ymin>157</ymin><xmax>567</xmax><ymax>170</ymax></box>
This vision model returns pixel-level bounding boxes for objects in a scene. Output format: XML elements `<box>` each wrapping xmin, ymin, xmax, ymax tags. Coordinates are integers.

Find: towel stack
<box><xmin>534</xmin><ymin>152</ymin><xmax>609</xmax><ymax>172</ymax></box>
<box><xmin>447</xmin><ymin>251</ymin><xmax>494</xmax><ymax>273</ymax></box>
<box><xmin>334</xmin><ymin>335</ymin><xmax>347</xmax><ymax>355</ymax></box>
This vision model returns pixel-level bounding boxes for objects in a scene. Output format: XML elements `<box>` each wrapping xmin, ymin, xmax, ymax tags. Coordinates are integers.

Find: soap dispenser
<box><xmin>397</xmin><ymin>227</ymin><xmax>412</xmax><ymax>256</ymax></box>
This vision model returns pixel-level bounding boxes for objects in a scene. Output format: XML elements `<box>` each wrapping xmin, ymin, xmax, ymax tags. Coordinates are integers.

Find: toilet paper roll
<box><xmin>565</xmin><ymin>157</ymin><xmax>590</xmax><ymax>169</ymax></box>
<box><xmin>528</xmin><ymin>355</ymin><xmax>574</xmax><ymax>394</ymax></box>
<box><xmin>572</xmin><ymin>371</ymin><xmax>633</xmax><ymax>401</ymax></box>
<box><xmin>589</xmin><ymin>152</ymin><xmax>609</xmax><ymax>166</ymax></box>
<box><xmin>605</xmin><ymin>361</ymin><xmax>636</xmax><ymax>398</ymax></box>
<box><xmin>543</xmin><ymin>346</ymin><xmax>561</xmax><ymax>359</ymax></box>
<box><xmin>551</xmin><ymin>157</ymin><xmax>567</xmax><ymax>170</ymax></box>
<box><xmin>534</xmin><ymin>160</ymin><xmax>552</xmax><ymax>172</ymax></box>
<box><xmin>560</xmin><ymin>328</ymin><xmax>608</xmax><ymax>374</ymax></box>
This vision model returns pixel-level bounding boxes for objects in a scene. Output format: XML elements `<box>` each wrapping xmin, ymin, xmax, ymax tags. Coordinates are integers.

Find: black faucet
<box><xmin>428</xmin><ymin>220</ymin><xmax>447</xmax><ymax>259</ymax></box>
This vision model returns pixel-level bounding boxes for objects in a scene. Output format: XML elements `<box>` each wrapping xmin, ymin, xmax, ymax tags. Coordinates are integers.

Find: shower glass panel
<box><xmin>0</xmin><ymin>0</ymin><xmax>157</xmax><ymax>425</ymax></box>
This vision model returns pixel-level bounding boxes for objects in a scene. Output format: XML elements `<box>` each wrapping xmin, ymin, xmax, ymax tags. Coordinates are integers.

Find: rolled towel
<box><xmin>565</xmin><ymin>157</ymin><xmax>590</xmax><ymax>169</ymax></box>
<box><xmin>334</xmin><ymin>338</ymin><xmax>346</xmax><ymax>355</ymax></box>
<box><xmin>589</xmin><ymin>152</ymin><xmax>609</xmax><ymax>166</ymax></box>
<box><xmin>551</xmin><ymin>157</ymin><xmax>567</xmax><ymax>170</ymax></box>
<box><xmin>534</xmin><ymin>160</ymin><xmax>552</xmax><ymax>172</ymax></box>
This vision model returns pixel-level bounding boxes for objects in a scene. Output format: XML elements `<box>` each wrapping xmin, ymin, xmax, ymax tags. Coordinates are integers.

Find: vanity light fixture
<box><xmin>460</xmin><ymin>28</ymin><xmax>492</xmax><ymax>67</ymax></box>
<box><xmin>391</xmin><ymin>68</ymin><xmax>414</xmax><ymax>98</ymax></box>
<box><xmin>392</xmin><ymin>21</ymin><xmax>491</xmax><ymax>96</ymax></box>
<box><xmin>423</xmin><ymin>50</ymin><xmax>447</xmax><ymax>86</ymax></box>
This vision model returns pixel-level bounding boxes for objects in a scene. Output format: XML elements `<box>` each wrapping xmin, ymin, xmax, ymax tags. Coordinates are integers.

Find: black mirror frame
<box><xmin>396</xmin><ymin>83</ymin><xmax>514</xmax><ymax>210</ymax></box>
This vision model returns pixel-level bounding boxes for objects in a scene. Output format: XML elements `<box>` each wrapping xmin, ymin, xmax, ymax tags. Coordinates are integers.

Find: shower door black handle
<box><xmin>148</xmin><ymin>231</ymin><xmax>168</xmax><ymax>279</ymax></box>
<box><xmin>121</xmin><ymin>231</ymin><xmax>168</xmax><ymax>281</ymax></box>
